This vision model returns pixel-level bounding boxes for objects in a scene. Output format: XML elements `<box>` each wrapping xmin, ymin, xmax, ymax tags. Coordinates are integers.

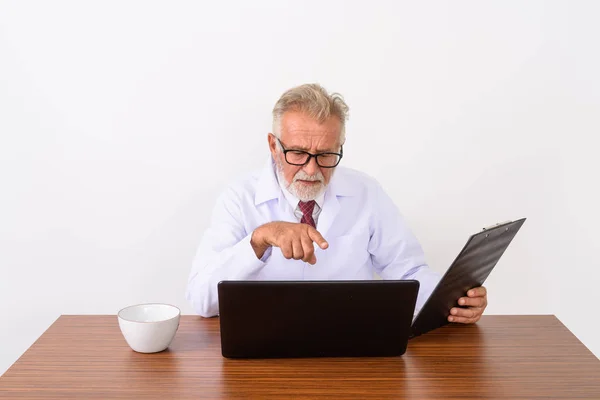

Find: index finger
<box><xmin>458</xmin><ymin>296</ymin><xmax>486</xmax><ymax>308</ymax></box>
<box><xmin>307</xmin><ymin>227</ymin><xmax>328</xmax><ymax>249</ymax></box>
<box><xmin>467</xmin><ymin>286</ymin><xmax>487</xmax><ymax>297</ymax></box>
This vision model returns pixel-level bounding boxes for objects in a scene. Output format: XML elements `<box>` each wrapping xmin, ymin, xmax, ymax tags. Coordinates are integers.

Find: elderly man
<box><xmin>186</xmin><ymin>83</ymin><xmax>488</xmax><ymax>321</ymax></box>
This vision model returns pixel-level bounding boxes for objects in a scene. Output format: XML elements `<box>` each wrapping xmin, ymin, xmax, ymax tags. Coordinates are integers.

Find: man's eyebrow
<box><xmin>317</xmin><ymin>145</ymin><xmax>341</xmax><ymax>153</ymax></box>
<box><xmin>287</xmin><ymin>144</ymin><xmax>311</xmax><ymax>151</ymax></box>
<box><xmin>288</xmin><ymin>145</ymin><xmax>339</xmax><ymax>153</ymax></box>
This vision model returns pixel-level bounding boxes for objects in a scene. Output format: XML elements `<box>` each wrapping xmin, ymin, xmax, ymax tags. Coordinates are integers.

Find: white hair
<box><xmin>272</xmin><ymin>83</ymin><xmax>349</xmax><ymax>143</ymax></box>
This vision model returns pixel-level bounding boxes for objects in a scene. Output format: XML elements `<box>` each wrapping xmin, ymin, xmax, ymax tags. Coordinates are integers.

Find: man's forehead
<box><xmin>280</xmin><ymin>112</ymin><xmax>342</xmax><ymax>149</ymax></box>
<box><xmin>281</xmin><ymin>131</ymin><xmax>340</xmax><ymax>152</ymax></box>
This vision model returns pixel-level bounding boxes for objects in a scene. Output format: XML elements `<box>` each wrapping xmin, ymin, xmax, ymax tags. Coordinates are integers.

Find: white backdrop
<box><xmin>1</xmin><ymin>0</ymin><xmax>599</xmax><ymax>375</ymax></box>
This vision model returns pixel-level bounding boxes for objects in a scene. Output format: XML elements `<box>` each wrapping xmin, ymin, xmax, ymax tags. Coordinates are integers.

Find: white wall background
<box><xmin>1</xmin><ymin>0</ymin><xmax>598</xmax><ymax>374</ymax></box>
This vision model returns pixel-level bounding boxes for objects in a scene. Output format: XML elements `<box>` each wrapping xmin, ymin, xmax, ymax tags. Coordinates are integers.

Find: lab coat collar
<box><xmin>254</xmin><ymin>156</ymin><xmax>281</xmax><ymax>206</ymax></box>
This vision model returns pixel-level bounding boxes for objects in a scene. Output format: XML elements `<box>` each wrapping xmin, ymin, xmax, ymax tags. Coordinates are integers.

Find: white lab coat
<box><xmin>186</xmin><ymin>157</ymin><xmax>441</xmax><ymax>317</ymax></box>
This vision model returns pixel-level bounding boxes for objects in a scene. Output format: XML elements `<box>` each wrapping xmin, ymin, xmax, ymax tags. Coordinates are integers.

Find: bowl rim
<box><xmin>117</xmin><ymin>302</ymin><xmax>181</xmax><ymax>324</ymax></box>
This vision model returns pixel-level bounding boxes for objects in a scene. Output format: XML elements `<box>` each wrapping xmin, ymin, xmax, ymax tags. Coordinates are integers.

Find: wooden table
<box><xmin>1</xmin><ymin>315</ymin><xmax>599</xmax><ymax>399</ymax></box>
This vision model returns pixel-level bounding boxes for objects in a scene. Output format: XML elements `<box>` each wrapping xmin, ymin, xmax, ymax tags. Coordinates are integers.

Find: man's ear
<box><xmin>268</xmin><ymin>133</ymin><xmax>278</xmax><ymax>157</ymax></box>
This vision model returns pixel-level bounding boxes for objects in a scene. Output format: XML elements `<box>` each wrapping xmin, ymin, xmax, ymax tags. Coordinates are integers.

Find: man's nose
<box><xmin>303</xmin><ymin>156</ymin><xmax>320</xmax><ymax>176</ymax></box>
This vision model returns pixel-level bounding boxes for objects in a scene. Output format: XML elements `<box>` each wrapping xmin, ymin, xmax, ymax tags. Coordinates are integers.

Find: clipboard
<box><xmin>410</xmin><ymin>217</ymin><xmax>527</xmax><ymax>339</ymax></box>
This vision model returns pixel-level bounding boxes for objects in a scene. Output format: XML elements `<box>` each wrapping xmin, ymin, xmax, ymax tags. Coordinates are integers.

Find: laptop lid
<box><xmin>410</xmin><ymin>218</ymin><xmax>526</xmax><ymax>338</ymax></box>
<box><xmin>218</xmin><ymin>280</ymin><xmax>420</xmax><ymax>358</ymax></box>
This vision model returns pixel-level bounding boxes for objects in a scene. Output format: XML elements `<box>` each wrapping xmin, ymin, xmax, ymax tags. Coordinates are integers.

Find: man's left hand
<box><xmin>448</xmin><ymin>286</ymin><xmax>488</xmax><ymax>324</ymax></box>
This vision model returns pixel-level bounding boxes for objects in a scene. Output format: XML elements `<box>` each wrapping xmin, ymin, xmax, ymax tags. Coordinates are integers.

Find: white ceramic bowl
<box><xmin>118</xmin><ymin>303</ymin><xmax>180</xmax><ymax>353</ymax></box>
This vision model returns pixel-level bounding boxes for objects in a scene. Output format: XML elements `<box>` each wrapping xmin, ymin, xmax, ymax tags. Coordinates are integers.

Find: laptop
<box><xmin>217</xmin><ymin>280</ymin><xmax>420</xmax><ymax>358</ymax></box>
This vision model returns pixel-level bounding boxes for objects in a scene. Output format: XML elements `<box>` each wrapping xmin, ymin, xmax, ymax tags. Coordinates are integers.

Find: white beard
<box><xmin>275</xmin><ymin>158</ymin><xmax>328</xmax><ymax>202</ymax></box>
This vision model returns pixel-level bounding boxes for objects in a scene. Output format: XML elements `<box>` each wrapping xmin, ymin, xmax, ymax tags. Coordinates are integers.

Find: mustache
<box><xmin>293</xmin><ymin>170</ymin><xmax>324</xmax><ymax>183</ymax></box>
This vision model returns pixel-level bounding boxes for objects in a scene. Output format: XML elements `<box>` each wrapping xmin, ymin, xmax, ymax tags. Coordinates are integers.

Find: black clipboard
<box><xmin>410</xmin><ymin>218</ymin><xmax>527</xmax><ymax>338</ymax></box>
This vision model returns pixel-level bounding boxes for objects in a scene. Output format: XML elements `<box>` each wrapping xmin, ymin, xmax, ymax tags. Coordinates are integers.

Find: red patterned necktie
<box><xmin>298</xmin><ymin>200</ymin><xmax>316</xmax><ymax>228</ymax></box>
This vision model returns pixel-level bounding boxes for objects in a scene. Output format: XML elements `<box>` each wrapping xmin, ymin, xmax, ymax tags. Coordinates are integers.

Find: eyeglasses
<box><xmin>276</xmin><ymin>138</ymin><xmax>343</xmax><ymax>168</ymax></box>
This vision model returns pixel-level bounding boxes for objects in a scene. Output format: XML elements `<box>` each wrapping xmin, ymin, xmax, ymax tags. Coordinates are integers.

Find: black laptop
<box><xmin>218</xmin><ymin>280</ymin><xmax>420</xmax><ymax>358</ymax></box>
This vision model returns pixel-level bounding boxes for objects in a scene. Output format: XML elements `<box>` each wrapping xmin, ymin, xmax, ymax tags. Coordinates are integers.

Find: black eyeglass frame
<box><xmin>276</xmin><ymin>137</ymin><xmax>343</xmax><ymax>168</ymax></box>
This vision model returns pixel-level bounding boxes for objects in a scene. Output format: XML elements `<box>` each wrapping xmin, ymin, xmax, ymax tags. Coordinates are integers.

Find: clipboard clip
<box><xmin>482</xmin><ymin>220</ymin><xmax>513</xmax><ymax>231</ymax></box>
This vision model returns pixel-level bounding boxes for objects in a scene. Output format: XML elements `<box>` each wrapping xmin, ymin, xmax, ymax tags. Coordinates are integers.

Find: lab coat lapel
<box><xmin>316</xmin><ymin>188</ymin><xmax>340</xmax><ymax>239</ymax></box>
<box><xmin>316</xmin><ymin>167</ymin><xmax>357</xmax><ymax>238</ymax></box>
<box><xmin>255</xmin><ymin>156</ymin><xmax>297</xmax><ymax>223</ymax></box>
<box><xmin>277</xmin><ymin>190</ymin><xmax>297</xmax><ymax>223</ymax></box>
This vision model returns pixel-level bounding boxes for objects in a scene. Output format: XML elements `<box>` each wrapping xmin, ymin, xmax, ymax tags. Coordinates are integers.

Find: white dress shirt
<box><xmin>186</xmin><ymin>156</ymin><xmax>441</xmax><ymax>317</ymax></box>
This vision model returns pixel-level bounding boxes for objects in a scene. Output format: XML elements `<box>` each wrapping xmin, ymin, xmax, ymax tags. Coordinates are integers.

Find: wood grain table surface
<box><xmin>1</xmin><ymin>315</ymin><xmax>599</xmax><ymax>399</ymax></box>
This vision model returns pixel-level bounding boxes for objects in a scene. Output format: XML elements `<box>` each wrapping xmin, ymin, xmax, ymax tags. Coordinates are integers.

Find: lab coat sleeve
<box><xmin>186</xmin><ymin>187</ymin><xmax>267</xmax><ymax>317</ymax></box>
<box><xmin>368</xmin><ymin>183</ymin><xmax>441</xmax><ymax>312</ymax></box>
